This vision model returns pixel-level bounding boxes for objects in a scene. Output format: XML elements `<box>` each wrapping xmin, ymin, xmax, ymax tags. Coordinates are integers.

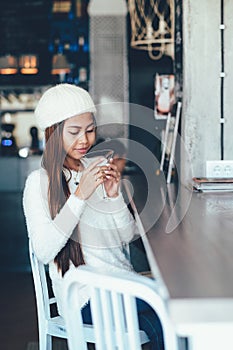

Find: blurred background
<box><xmin>0</xmin><ymin>1</ymin><xmax>180</xmax><ymax>349</ymax></box>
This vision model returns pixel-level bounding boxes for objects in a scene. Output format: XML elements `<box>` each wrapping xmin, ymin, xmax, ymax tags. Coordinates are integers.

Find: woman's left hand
<box><xmin>103</xmin><ymin>159</ymin><xmax>121</xmax><ymax>198</ymax></box>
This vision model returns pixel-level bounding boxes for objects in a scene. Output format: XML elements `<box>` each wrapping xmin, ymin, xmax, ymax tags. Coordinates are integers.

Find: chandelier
<box><xmin>128</xmin><ymin>0</ymin><xmax>174</xmax><ymax>60</ymax></box>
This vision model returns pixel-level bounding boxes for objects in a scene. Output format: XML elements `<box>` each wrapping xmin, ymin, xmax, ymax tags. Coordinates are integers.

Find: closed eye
<box><xmin>86</xmin><ymin>128</ymin><xmax>95</xmax><ymax>133</ymax></box>
<box><xmin>69</xmin><ymin>131</ymin><xmax>80</xmax><ymax>136</ymax></box>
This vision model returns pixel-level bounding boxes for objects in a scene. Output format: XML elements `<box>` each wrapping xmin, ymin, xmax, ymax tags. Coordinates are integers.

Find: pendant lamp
<box><xmin>19</xmin><ymin>54</ymin><xmax>39</xmax><ymax>74</ymax></box>
<box><xmin>128</xmin><ymin>0</ymin><xmax>175</xmax><ymax>60</ymax></box>
<box><xmin>51</xmin><ymin>53</ymin><xmax>71</xmax><ymax>82</ymax></box>
<box><xmin>0</xmin><ymin>55</ymin><xmax>18</xmax><ymax>74</ymax></box>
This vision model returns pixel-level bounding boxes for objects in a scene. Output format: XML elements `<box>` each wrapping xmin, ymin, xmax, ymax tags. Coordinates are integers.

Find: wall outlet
<box><xmin>206</xmin><ymin>160</ymin><xmax>233</xmax><ymax>178</ymax></box>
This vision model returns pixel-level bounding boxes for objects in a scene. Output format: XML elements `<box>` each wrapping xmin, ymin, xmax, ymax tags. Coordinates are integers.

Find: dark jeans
<box><xmin>81</xmin><ymin>298</ymin><xmax>164</xmax><ymax>350</ymax></box>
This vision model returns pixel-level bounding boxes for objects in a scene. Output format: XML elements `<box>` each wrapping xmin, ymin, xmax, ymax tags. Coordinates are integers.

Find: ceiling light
<box><xmin>51</xmin><ymin>53</ymin><xmax>71</xmax><ymax>75</ymax></box>
<box><xmin>128</xmin><ymin>0</ymin><xmax>174</xmax><ymax>60</ymax></box>
<box><xmin>0</xmin><ymin>55</ymin><xmax>18</xmax><ymax>74</ymax></box>
<box><xmin>19</xmin><ymin>54</ymin><xmax>39</xmax><ymax>74</ymax></box>
<box><xmin>51</xmin><ymin>53</ymin><xmax>71</xmax><ymax>82</ymax></box>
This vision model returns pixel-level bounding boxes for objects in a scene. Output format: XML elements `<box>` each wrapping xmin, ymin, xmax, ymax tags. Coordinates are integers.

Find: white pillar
<box><xmin>181</xmin><ymin>0</ymin><xmax>221</xmax><ymax>184</ymax></box>
<box><xmin>88</xmin><ymin>0</ymin><xmax>129</xmax><ymax>141</ymax></box>
<box><xmin>223</xmin><ymin>1</ymin><xmax>233</xmax><ymax>159</ymax></box>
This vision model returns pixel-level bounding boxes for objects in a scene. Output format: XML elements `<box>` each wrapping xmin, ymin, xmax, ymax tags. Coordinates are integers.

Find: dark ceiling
<box><xmin>0</xmin><ymin>0</ymin><xmax>53</xmax><ymax>85</ymax></box>
<box><xmin>0</xmin><ymin>0</ymin><xmax>51</xmax><ymax>54</ymax></box>
<box><xmin>0</xmin><ymin>0</ymin><xmax>90</xmax><ymax>86</ymax></box>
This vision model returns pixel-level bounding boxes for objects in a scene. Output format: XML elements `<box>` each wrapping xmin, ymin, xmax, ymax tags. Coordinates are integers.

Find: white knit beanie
<box><xmin>35</xmin><ymin>84</ymin><xmax>96</xmax><ymax>131</ymax></box>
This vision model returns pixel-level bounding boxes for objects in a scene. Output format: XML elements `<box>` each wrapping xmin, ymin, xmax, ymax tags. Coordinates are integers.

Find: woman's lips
<box><xmin>75</xmin><ymin>148</ymin><xmax>88</xmax><ymax>155</ymax></box>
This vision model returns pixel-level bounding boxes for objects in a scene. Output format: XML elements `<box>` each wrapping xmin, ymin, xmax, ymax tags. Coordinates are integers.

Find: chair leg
<box><xmin>39</xmin><ymin>332</ymin><xmax>52</xmax><ymax>350</ymax></box>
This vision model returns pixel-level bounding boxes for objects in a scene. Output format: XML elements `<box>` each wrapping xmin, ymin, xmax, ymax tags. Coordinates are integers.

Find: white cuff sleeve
<box><xmin>67</xmin><ymin>194</ymin><xmax>86</xmax><ymax>217</ymax></box>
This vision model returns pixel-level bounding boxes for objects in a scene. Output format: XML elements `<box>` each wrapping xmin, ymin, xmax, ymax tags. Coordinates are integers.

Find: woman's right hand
<box><xmin>74</xmin><ymin>157</ymin><xmax>106</xmax><ymax>200</ymax></box>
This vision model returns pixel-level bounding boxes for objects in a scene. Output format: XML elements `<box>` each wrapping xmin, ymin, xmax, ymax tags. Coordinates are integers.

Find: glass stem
<box><xmin>102</xmin><ymin>184</ymin><xmax>108</xmax><ymax>199</ymax></box>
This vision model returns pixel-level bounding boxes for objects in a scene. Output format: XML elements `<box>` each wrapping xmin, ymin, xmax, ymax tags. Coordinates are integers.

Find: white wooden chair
<box><xmin>63</xmin><ymin>265</ymin><xmax>178</xmax><ymax>350</ymax></box>
<box><xmin>29</xmin><ymin>240</ymin><xmax>67</xmax><ymax>350</ymax></box>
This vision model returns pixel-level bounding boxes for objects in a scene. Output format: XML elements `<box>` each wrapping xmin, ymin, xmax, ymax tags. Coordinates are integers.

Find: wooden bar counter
<box><xmin>127</xmin><ymin>173</ymin><xmax>233</xmax><ymax>329</ymax></box>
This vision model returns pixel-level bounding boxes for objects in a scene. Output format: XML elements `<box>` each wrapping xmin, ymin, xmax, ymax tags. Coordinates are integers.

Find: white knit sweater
<box><xmin>23</xmin><ymin>168</ymin><xmax>137</xmax><ymax>316</ymax></box>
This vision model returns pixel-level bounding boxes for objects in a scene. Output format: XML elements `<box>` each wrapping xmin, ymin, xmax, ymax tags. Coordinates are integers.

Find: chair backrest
<box><xmin>29</xmin><ymin>240</ymin><xmax>52</xmax><ymax>323</ymax></box>
<box><xmin>63</xmin><ymin>265</ymin><xmax>178</xmax><ymax>350</ymax></box>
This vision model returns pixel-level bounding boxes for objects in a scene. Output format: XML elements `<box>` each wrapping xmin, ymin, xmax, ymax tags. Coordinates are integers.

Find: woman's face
<box><xmin>63</xmin><ymin>112</ymin><xmax>96</xmax><ymax>161</ymax></box>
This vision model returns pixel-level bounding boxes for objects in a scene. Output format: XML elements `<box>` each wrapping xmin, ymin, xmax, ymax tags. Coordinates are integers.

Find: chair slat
<box><xmin>124</xmin><ymin>294</ymin><xmax>142</xmax><ymax>350</ymax></box>
<box><xmin>100</xmin><ymin>289</ymin><xmax>115</xmax><ymax>350</ymax></box>
<box><xmin>112</xmin><ymin>291</ymin><xmax>127</xmax><ymax>350</ymax></box>
<box><xmin>91</xmin><ymin>288</ymin><xmax>105</xmax><ymax>350</ymax></box>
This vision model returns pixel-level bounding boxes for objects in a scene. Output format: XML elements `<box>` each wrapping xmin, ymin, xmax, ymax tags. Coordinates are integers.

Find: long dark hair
<box><xmin>42</xmin><ymin>122</ymin><xmax>85</xmax><ymax>276</ymax></box>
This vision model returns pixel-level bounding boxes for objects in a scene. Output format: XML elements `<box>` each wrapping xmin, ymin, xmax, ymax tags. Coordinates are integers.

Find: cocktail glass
<box><xmin>81</xmin><ymin>149</ymin><xmax>114</xmax><ymax>199</ymax></box>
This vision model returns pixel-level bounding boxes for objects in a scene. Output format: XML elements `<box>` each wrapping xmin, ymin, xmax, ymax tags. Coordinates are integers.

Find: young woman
<box><xmin>23</xmin><ymin>83</ymin><xmax>164</xmax><ymax>350</ymax></box>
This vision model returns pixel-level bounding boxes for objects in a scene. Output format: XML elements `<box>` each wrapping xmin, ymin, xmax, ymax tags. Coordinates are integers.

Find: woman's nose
<box><xmin>78</xmin><ymin>131</ymin><xmax>88</xmax><ymax>143</ymax></box>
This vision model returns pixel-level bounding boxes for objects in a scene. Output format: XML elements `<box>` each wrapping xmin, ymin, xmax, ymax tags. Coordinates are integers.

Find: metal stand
<box><xmin>160</xmin><ymin>102</ymin><xmax>182</xmax><ymax>184</ymax></box>
<box><xmin>160</xmin><ymin>112</ymin><xmax>171</xmax><ymax>173</ymax></box>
